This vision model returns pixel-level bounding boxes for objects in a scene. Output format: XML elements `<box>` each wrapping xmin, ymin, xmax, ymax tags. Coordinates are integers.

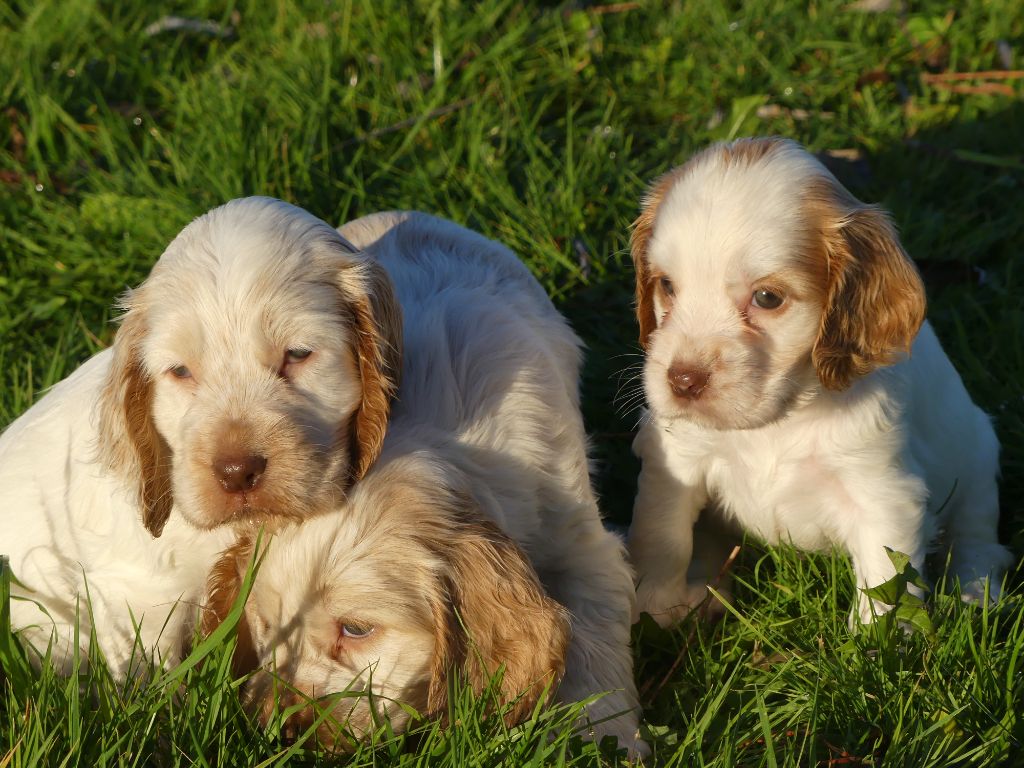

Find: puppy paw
<box><xmin>958</xmin><ymin>576</ymin><xmax>1003</xmax><ymax>605</ymax></box>
<box><xmin>634</xmin><ymin>581</ymin><xmax>708</xmax><ymax>627</ymax></box>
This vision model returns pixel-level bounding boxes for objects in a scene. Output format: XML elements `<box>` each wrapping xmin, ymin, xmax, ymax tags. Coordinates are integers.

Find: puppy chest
<box><xmin>704</xmin><ymin>451</ymin><xmax>837</xmax><ymax>551</ymax></box>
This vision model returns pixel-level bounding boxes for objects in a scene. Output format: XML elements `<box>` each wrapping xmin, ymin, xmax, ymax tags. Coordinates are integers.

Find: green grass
<box><xmin>2</xmin><ymin>0</ymin><xmax>1024</xmax><ymax>764</ymax></box>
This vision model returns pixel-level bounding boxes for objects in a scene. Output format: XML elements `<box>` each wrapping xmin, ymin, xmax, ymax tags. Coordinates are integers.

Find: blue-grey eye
<box><xmin>752</xmin><ymin>289</ymin><xmax>783</xmax><ymax>310</ymax></box>
<box><xmin>169</xmin><ymin>364</ymin><xmax>192</xmax><ymax>379</ymax></box>
<box><xmin>285</xmin><ymin>348</ymin><xmax>313</xmax><ymax>364</ymax></box>
<box><xmin>341</xmin><ymin>622</ymin><xmax>374</xmax><ymax>639</ymax></box>
<box><xmin>658</xmin><ymin>275</ymin><xmax>675</xmax><ymax>297</ymax></box>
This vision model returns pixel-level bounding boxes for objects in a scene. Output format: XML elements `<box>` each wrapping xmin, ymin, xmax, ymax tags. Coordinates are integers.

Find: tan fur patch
<box><xmin>631</xmin><ymin>166</ymin><xmax>688</xmax><ymax>348</ymax></box>
<box><xmin>95</xmin><ymin>297</ymin><xmax>174</xmax><ymax>537</ymax></box>
<box><xmin>715</xmin><ymin>135</ymin><xmax>787</xmax><ymax>168</ymax></box>
<box><xmin>201</xmin><ymin>535</ymin><xmax>259</xmax><ymax>678</ymax></box>
<box><xmin>424</xmin><ymin>498</ymin><xmax>570</xmax><ymax>725</ymax></box>
<box><xmin>804</xmin><ymin>176</ymin><xmax>927</xmax><ymax>390</ymax></box>
<box><xmin>346</xmin><ymin>260</ymin><xmax>403</xmax><ymax>484</ymax></box>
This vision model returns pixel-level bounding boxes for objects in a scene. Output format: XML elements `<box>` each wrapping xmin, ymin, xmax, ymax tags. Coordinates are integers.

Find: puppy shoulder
<box><xmin>336</xmin><ymin>211</ymin><xmax>411</xmax><ymax>251</ymax></box>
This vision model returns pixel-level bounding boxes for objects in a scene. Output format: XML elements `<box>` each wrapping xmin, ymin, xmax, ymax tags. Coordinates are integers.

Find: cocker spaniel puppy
<box><xmin>0</xmin><ymin>197</ymin><xmax>400</xmax><ymax>673</ymax></box>
<box><xmin>204</xmin><ymin>212</ymin><xmax>644</xmax><ymax>754</ymax></box>
<box><xmin>626</xmin><ymin>137</ymin><xmax>1012</xmax><ymax>626</ymax></box>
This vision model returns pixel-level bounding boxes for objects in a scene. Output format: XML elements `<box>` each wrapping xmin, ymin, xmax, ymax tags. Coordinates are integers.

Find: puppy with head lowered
<box><xmin>627</xmin><ymin>137</ymin><xmax>1012</xmax><ymax>626</ymax></box>
<box><xmin>203</xmin><ymin>212</ymin><xmax>644</xmax><ymax>755</ymax></box>
<box><xmin>0</xmin><ymin>197</ymin><xmax>401</xmax><ymax>674</ymax></box>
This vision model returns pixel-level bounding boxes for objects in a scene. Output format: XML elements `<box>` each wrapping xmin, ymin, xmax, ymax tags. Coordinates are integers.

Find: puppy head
<box><xmin>203</xmin><ymin>455</ymin><xmax>569</xmax><ymax>747</ymax></box>
<box><xmin>96</xmin><ymin>197</ymin><xmax>402</xmax><ymax>536</ymax></box>
<box><xmin>632</xmin><ymin>137</ymin><xmax>925</xmax><ymax>429</ymax></box>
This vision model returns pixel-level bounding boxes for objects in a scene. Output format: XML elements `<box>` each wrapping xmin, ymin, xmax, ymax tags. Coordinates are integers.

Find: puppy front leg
<box><xmin>847</xmin><ymin>516</ymin><xmax>928</xmax><ymax>626</ymax></box>
<box><xmin>628</xmin><ymin>450</ymin><xmax>708</xmax><ymax>628</ymax></box>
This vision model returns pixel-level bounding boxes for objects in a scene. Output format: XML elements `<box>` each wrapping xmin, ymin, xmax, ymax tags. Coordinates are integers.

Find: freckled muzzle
<box><xmin>177</xmin><ymin>400</ymin><xmax>347</xmax><ymax>529</ymax></box>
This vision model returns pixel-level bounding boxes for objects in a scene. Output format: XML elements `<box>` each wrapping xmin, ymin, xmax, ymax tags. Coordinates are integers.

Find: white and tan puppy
<box><xmin>1</xmin><ymin>197</ymin><xmax>400</xmax><ymax>674</ymax></box>
<box><xmin>627</xmin><ymin>137</ymin><xmax>1012</xmax><ymax>626</ymax></box>
<box><xmin>204</xmin><ymin>212</ymin><xmax>644</xmax><ymax>754</ymax></box>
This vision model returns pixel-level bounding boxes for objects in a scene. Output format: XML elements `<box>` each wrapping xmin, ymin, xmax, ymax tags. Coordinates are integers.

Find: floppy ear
<box><xmin>811</xmin><ymin>191</ymin><xmax>927</xmax><ymax>391</ymax></box>
<box><xmin>339</xmin><ymin>258</ymin><xmax>403</xmax><ymax>484</ymax></box>
<box><xmin>425</xmin><ymin>506</ymin><xmax>570</xmax><ymax>724</ymax></box>
<box><xmin>631</xmin><ymin>167</ymin><xmax>685</xmax><ymax>349</ymax></box>
<box><xmin>202</xmin><ymin>536</ymin><xmax>259</xmax><ymax>678</ymax></box>
<box><xmin>95</xmin><ymin>295</ymin><xmax>174</xmax><ymax>537</ymax></box>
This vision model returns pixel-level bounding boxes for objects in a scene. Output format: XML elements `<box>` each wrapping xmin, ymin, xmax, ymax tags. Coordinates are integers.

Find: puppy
<box><xmin>0</xmin><ymin>197</ymin><xmax>400</xmax><ymax>673</ymax></box>
<box><xmin>204</xmin><ymin>212</ymin><xmax>645</xmax><ymax>754</ymax></box>
<box><xmin>626</xmin><ymin>137</ymin><xmax>1012</xmax><ymax>626</ymax></box>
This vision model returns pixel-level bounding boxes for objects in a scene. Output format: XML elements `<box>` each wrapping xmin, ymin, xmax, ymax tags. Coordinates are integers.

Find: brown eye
<box><xmin>752</xmin><ymin>289</ymin><xmax>783</xmax><ymax>310</ymax></box>
<box><xmin>341</xmin><ymin>622</ymin><xmax>374</xmax><ymax>639</ymax></box>
<box><xmin>169</xmin><ymin>365</ymin><xmax>192</xmax><ymax>379</ymax></box>
<box><xmin>658</xmin><ymin>275</ymin><xmax>675</xmax><ymax>297</ymax></box>
<box><xmin>285</xmin><ymin>348</ymin><xmax>313</xmax><ymax>364</ymax></box>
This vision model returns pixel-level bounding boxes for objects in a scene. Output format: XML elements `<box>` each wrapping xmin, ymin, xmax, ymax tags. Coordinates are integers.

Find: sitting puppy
<box><xmin>1</xmin><ymin>197</ymin><xmax>400</xmax><ymax>673</ymax></box>
<box><xmin>626</xmin><ymin>137</ymin><xmax>1012</xmax><ymax>626</ymax></box>
<box><xmin>204</xmin><ymin>212</ymin><xmax>644</xmax><ymax>754</ymax></box>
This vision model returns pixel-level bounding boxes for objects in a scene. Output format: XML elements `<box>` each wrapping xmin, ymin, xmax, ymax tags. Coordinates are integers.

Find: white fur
<box><xmin>0</xmin><ymin>197</ymin><xmax>390</xmax><ymax>673</ymax></box>
<box><xmin>628</xmin><ymin>140</ymin><xmax>1012</xmax><ymax>626</ymax></box>
<box><xmin>235</xmin><ymin>212</ymin><xmax>644</xmax><ymax>753</ymax></box>
<box><xmin>0</xmin><ymin>350</ymin><xmax>234</xmax><ymax>675</ymax></box>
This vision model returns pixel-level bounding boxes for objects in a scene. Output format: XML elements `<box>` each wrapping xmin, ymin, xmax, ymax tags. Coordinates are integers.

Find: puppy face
<box><xmin>97</xmin><ymin>197</ymin><xmax>402</xmax><ymax>535</ymax></box>
<box><xmin>633</xmin><ymin>138</ymin><xmax>926</xmax><ymax>429</ymax></box>
<box><xmin>204</xmin><ymin>457</ymin><xmax>570</xmax><ymax>747</ymax></box>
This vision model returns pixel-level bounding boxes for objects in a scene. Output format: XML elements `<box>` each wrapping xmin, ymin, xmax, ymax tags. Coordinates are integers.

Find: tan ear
<box><xmin>342</xmin><ymin>259</ymin><xmax>402</xmax><ymax>484</ymax></box>
<box><xmin>812</xmin><ymin>193</ymin><xmax>927</xmax><ymax>390</ymax></box>
<box><xmin>95</xmin><ymin>297</ymin><xmax>174</xmax><ymax>537</ymax></box>
<box><xmin>425</xmin><ymin>510</ymin><xmax>570</xmax><ymax>724</ymax></box>
<box><xmin>631</xmin><ymin>167</ymin><xmax>685</xmax><ymax>349</ymax></box>
<box><xmin>202</xmin><ymin>536</ymin><xmax>258</xmax><ymax>678</ymax></box>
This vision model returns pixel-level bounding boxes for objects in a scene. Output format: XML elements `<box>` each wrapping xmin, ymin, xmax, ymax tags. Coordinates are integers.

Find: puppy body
<box><xmin>1</xmin><ymin>197</ymin><xmax>400</xmax><ymax>672</ymax></box>
<box><xmin>627</xmin><ymin>138</ymin><xmax>1011</xmax><ymax>625</ymax></box>
<box><xmin>0</xmin><ymin>352</ymin><xmax>233</xmax><ymax>675</ymax></box>
<box><xmin>210</xmin><ymin>212</ymin><xmax>642</xmax><ymax>752</ymax></box>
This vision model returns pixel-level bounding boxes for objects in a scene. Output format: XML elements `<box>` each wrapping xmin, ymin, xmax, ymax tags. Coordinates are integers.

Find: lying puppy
<box><xmin>1</xmin><ymin>197</ymin><xmax>400</xmax><ymax>673</ymax></box>
<box><xmin>204</xmin><ymin>212</ymin><xmax>644</xmax><ymax>754</ymax></box>
<box><xmin>626</xmin><ymin>137</ymin><xmax>1012</xmax><ymax>625</ymax></box>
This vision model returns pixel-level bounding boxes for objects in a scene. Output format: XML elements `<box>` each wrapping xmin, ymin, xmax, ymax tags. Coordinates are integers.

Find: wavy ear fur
<box><xmin>339</xmin><ymin>257</ymin><xmax>403</xmax><ymax>485</ymax></box>
<box><xmin>631</xmin><ymin>168</ymin><xmax>686</xmax><ymax>349</ymax></box>
<box><xmin>808</xmin><ymin>179</ymin><xmax>927</xmax><ymax>390</ymax></box>
<box><xmin>202</xmin><ymin>535</ymin><xmax>259</xmax><ymax>678</ymax></box>
<box><xmin>424</xmin><ymin>497</ymin><xmax>570</xmax><ymax>725</ymax></box>
<box><xmin>95</xmin><ymin>295</ymin><xmax>174</xmax><ymax>537</ymax></box>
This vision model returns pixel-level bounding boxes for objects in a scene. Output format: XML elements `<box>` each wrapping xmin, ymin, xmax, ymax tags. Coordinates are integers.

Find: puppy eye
<box><xmin>340</xmin><ymin>622</ymin><xmax>374</xmax><ymax>639</ymax></box>
<box><xmin>751</xmin><ymin>289</ymin><xmax>784</xmax><ymax>310</ymax></box>
<box><xmin>285</xmin><ymin>348</ymin><xmax>313</xmax><ymax>364</ymax></box>
<box><xmin>168</xmin><ymin>365</ymin><xmax>192</xmax><ymax>379</ymax></box>
<box><xmin>658</xmin><ymin>276</ymin><xmax>675</xmax><ymax>297</ymax></box>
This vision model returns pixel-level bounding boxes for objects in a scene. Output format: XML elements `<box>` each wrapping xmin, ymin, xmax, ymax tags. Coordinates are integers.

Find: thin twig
<box><xmin>921</xmin><ymin>69</ymin><xmax>1024</xmax><ymax>82</ymax></box>
<box><xmin>925</xmin><ymin>81</ymin><xmax>1015</xmax><ymax>96</ymax></box>
<box><xmin>588</xmin><ymin>2</ymin><xmax>641</xmax><ymax>14</ymax></box>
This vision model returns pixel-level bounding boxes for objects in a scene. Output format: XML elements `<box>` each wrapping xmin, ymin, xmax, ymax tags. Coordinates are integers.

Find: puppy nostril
<box><xmin>667</xmin><ymin>363</ymin><xmax>711</xmax><ymax>400</ymax></box>
<box><xmin>214</xmin><ymin>454</ymin><xmax>268</xmax><ymax>493</ymax></box>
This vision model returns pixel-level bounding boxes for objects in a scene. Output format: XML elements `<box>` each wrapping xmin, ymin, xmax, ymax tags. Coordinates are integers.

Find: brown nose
<box><xmin>667</xmin><ymin>363</ymin><xmax>710</xmax><ymax>400</ymax></box>
<box><xmin>214</xmin><ymin>454</ymin><xmax>267</xmax><ymax>493</ymax></box>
